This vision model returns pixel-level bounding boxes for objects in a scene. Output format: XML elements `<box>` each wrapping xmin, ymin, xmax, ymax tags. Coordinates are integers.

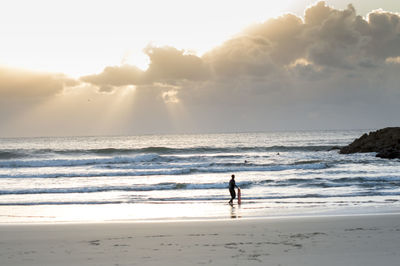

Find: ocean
<box><xmin>0</xmin><ymin>130</ymin><xmax>399</xmax><ymax>223</ymax></box>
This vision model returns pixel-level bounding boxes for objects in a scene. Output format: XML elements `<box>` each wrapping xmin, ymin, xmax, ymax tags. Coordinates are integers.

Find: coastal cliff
<box><xmin>340</xmin><ymin>127</ymin><xmax>400</xmax><ymax>159</ymax></box>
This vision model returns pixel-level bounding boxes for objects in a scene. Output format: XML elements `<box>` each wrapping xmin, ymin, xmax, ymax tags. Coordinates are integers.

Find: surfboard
<box><xmin>237</xmin><ymin>188</ymin><xmax>241</xmax><ymax>205</ymax></box>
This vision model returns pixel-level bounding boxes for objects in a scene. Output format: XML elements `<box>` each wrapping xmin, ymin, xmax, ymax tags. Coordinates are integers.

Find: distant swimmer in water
<box><xmin>228</xmin><ymin>174</ymin><xmax>238</xmax><ymax>204</ymax></box>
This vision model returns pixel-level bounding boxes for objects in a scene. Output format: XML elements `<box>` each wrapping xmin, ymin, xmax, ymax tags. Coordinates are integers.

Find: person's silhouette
<box><xmin>228</xmin><ymin>174</ymin><xmax>238</xmax><ymax>204</ymax></box>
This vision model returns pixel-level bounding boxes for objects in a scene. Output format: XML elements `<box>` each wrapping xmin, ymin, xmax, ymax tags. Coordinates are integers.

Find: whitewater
<box><xmin>0</xmin><ymin>130</ymin><xmax>399</xmax><ymax>222</ymax></box>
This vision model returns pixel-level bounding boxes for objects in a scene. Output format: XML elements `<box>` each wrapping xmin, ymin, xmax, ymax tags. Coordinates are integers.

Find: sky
<box><xmin>1</xmin><ymin>0</ymin><xmax>400</xmax><ymax>137</ymax></box>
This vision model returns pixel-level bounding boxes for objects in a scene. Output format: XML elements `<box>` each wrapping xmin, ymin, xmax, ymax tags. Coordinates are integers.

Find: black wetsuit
<box><xmin>229</xmin><ymin>179</ymin><xmax>236</xmax><ymax>201</ymax></box>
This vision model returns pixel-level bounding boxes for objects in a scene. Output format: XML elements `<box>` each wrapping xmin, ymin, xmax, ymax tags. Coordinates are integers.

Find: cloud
<box><xmin>203</xmin><ymin>35</ymin><xmax>277</xmax><ymax>78</ymax></box>
<box><xmin>3</xmin><ymin>1</ymin><xmax>400</xmax><ymax>137</ymax></box>
<box><xmin>241</xmin><ymin>13</ymin><xmax>306</xmax><ymax>66</ymax></box>
<box><xmin>80</xmin><ymin>65</ymin><xmax>145</xmax><ymax>92</ymax></box>
<box><xmin>143</xmin><ymin>46</ymin><xmax>211</xmax><ymax>82</ymax></box>
<box><xmin>84</xmin><ymin>1</ymin><xmax>400</xmax><ymax>89</ymax></box>
<box><xmin>73</xmin><ymin>1</ymin><xmax>400</xmax><ymax>134</ymax></box>
<box><xmin>207</xmin><ymin>1</ymin><xmax>400</xmax><ymax>73</ymax></box>
<box><xmin>367</xmin><ymin>10</ymin><xmax>400</xmax><ymax>59</ymax></box>
<box><xmin>0</xmin><ymin>66</ymin><xmax>78</xmax><ymax>98</ymax></box>
<box><xmin>81</xmin><ymin>46</ymin><xmax>211</xmax><ymax>91</ymax></box>
<box><xmin>186</xmin><ymin>2</ymin><xmax>400</xmax><ymax>130</ymax></box>
<box><xmin>386</xmin><ymin>56</ymin><xmax>400</xmax><ymax>64</ymax></box>
<box><xmin>0</xmin><ymin>66</ymin><xmax>81</xmax><ymax>137</ymax></box>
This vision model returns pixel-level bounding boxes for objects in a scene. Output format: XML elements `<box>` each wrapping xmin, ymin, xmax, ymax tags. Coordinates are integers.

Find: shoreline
<box><xmin>1</xmin><ymin>213</ymin><xmax>400</xmax><ymax>265</ymax></box>
<box><xmin>2</xmin><ymin>210</ymin><xmax>400</xmax><ymax>226</ymax></box>
<box><xmin>2</xmin><ymin>199</ymin><xmax>400</xmax><ymax>224</ymax></box>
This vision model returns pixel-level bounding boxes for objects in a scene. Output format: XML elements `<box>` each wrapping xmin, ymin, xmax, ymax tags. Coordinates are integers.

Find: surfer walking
<box><xmin>228</xmin><ymin>174</ymin><xmax>238</xmax><ymax>204</ymax></box>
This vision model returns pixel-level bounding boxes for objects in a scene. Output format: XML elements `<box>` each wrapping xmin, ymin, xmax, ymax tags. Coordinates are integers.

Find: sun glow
<box><xmin>2</xmin><ymin>1</ymin><xmax>400</xmax><ymax>137</ymax></box>
<box><xmin>0</xmin><ymin>0</ymin><xmax>297</xmax><ymax>77</ymax></box>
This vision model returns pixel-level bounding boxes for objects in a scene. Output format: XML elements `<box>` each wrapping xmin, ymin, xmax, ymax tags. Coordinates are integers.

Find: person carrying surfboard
<box><xmin>228</xmin><ymin>174</ymin><xmax>239</xmax><ymax>204</ymax></box>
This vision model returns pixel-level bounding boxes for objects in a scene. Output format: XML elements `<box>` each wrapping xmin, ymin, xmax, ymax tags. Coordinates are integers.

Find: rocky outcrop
<box><xmin>340</xmin><ymin>127</ymin><xmax>400</xmax><ymax>159</ymax></box>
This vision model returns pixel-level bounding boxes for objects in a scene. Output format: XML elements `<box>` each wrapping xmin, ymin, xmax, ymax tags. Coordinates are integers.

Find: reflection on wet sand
<box><xmin>230</xmin><ymin>204</ymin><xmax>242</xmax><ymax>219</ymax></box>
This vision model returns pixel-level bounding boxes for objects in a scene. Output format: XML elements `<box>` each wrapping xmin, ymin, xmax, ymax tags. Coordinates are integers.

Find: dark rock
<box><xmin>376</xmin><ymin>148</ymin><xmax>400</xmax><ymax>159</ymax></box>
<box><xmin>339</xmin><ymin>127</ymin><xmax>400</xmax><ymax>159</ymax></box>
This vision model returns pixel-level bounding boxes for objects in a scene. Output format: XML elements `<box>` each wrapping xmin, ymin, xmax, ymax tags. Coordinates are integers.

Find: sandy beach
<box><xmin>1</xmin><ymin>214</ymin><xmax>400</xmax><ymax>266</ymax></box>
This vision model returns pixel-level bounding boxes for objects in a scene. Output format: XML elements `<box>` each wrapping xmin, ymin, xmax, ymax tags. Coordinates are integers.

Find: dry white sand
<box><xmin>1</xmin><ymin>214</ymin><xmax>400</xmax><ymax>266</ymax></box>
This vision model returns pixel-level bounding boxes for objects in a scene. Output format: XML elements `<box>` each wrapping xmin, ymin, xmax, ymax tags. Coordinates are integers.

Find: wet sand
<box><xmin>1</xmin><ymin>214</ymin><xmax>400</xmax><ymax>265</ymax></box>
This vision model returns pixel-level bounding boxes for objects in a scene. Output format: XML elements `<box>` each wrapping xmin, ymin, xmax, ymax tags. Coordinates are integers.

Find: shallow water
<box><xmin>1</xmin><ymin>130</ymin><xmax>399</xmax><ymax>222</ymax></box>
